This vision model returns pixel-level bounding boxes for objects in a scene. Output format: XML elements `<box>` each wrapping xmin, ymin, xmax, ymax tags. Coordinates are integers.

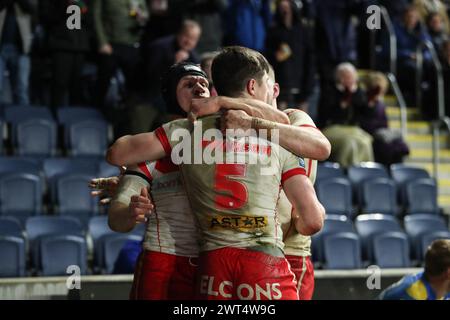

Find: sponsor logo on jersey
<box><xmin>209</xmin><ymin>214</ymin><xmax>268</xmax><ymax>233</ymax></box>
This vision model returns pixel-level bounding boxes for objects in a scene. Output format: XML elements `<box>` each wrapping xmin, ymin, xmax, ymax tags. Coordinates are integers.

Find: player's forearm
<box><xmin>108</xmin><ymin>201</ymin><xmax>136</xmax><ymax>233</ymax></box>
<box><xmin>220</xmin><ymin>96</ymin><xmax>290</xmax><ymax>124</ymax></box>
<box><xmin>251</xmin><ymin>119</ymin><xmax>331</xmax><ymax>160</ymax></box>
<box><xmin>293</xmin><ymin>203</ymin><xmax>325</xmax><ymax>236</ymax></box>
<box><xmin>107</xmin><ymin>133</ymin><xmax>166</xmax><ymax>166</ymax></box>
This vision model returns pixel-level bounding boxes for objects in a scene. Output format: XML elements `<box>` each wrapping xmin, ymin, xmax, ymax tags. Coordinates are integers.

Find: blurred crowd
<box><xmin>1</xmin><ymin>0</ymin><xmax>450</xmax><ymax>167</ymax></box>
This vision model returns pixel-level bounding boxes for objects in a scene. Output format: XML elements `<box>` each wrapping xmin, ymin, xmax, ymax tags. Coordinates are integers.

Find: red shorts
<box><xmin>197</xmin><ymin>247</ymin><xmax>299</xmax><ymax>300</ymax></box>
<box><xmin>285</xmin><ymin>255</ymin><xmax>315</xmax><ymax>300</ymax></box>
<box><xmin>130</xmin><ymin>250</ymin><xmax>198</xmax><ymax>300</ymax></box>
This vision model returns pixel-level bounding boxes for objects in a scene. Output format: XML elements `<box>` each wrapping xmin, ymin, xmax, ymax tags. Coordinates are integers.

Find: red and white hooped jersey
<box><xmin>138</xmin><ymin>157</ymin><xmax>200</xmax><ymax>257</ymax></box>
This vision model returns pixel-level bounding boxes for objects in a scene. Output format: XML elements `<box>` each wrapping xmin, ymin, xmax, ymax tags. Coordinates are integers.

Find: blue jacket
<box><xmin>223</xmin><ymin>0</ymin><xmax>272</xmax><ymax>52</ymax></box>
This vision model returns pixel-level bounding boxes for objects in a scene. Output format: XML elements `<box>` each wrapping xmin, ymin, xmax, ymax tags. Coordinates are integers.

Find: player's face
<box><xmin>177</xmin><ymin>27</ymin><xmax>201</xmax><ymax>51</ymax></box>
<box><xmin>253</xmin><ymin>72</ymin><xmax>272</xmax><ymax>104</ymax></box>
<box><xmin>176</xmin><ymin>75</ymin><xmax>210</xmax><ymax>112</ymax></box>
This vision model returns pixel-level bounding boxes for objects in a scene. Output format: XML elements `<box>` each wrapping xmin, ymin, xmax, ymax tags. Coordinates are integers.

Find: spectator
<box><xmin>360</xmin><ymin>72</ymin><xmax>410</xmax><ymax>166</ymax></box>
<box><xmin>144</xmin><ymin>19</ymin><xmax>201</xmax><ymax>116</ymax></box>
<box><xmin>319</xmin><ymin>63</ymin><xmax>374</xmax><ymax>167</ymax></box>
<box><xmin>223</xmin><ymin>0</ymin><xmax>272</xmax><ymax>52</ymax></box>
<box><xmin>92</xmin><ymin>0</ymin><xmax>148</xmax><ymax>110</ymax></box>
<box><xmin>393</xmin><ymin>6</ymin><xmax>433</xmax><ymax>105</ymax></box>
<box><xmin>40</xmin><ymin>0</ymin><xmax>92</xmax><ymax>110</ymax></box>
<box><xmin>143</xmin><ymin>0</ymin><xmax>179</xmax><ymax>44</ymax></box>
<box><xmin>414</xmin><ymin>0</ymin><xmax>450</xmax><ymax>33</ymax></box>
<box><xmin>441</xmin><ymin>40</ymin><xmax>450</xmax><ymax>116</ymax></box>
<box><xmin>170</xmin><ymin>0</ymin><xmax>227</xmax><ymax>54</ymax></box>
<box><xmin>426</xmin><ymin>12</ymin><xmax>449</xmax><ymax>51</ymax></box>
<box><xmin>266</xmin><ymin>0</ymin><xmax>315</xmax><ymax>111</ymax></box>
<box><xmin>0</xmin><ymin>0</ymin><xmax>35</xmax><ymax>105</ymax></box>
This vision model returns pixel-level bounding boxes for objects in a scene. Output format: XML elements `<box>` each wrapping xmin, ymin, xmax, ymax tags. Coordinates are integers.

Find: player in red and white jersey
<box><xmin>107</xmin><ymin>47</ymin><xmax>326</xmax><ymax>300</ymax></box>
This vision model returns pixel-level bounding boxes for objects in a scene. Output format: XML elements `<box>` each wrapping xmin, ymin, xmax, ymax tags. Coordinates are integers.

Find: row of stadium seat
<box><xmin>312</xmin><ymin>214</ymin><xmax>450</xmax><ymax>269</ymax></box>
<box><xmin>0</xmin><ymin>216</ymin><xmax>144</xmax><ymax>277</ymax></box>
<box><xmin>0</xmin><ymin>106</ymin><xmax>111</xmax><ymax>157</ymax></box>
<box><xmin>316</xmin><ymin>162</ymin><xmax>439</xmax><ymax>217</ymax></box>
<box><xmin>0</xmin><ymin>157</ymin><xmax>120</xmax><ymax>224</ymax></box>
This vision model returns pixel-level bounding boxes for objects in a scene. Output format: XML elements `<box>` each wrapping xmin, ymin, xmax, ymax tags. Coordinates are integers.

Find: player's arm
<box><xmin>107</xmin><ymin>131</ymin><xmax>166</xmax><ymax>167</ymax></box>
<box><xmin>283</xmin><ymin>174</ymin><xmax>325</xmax><ymax>236</ymax></box>
<box><xmin>108</xmin><ymin>164</ymin><xmax>154</xmax><ymax>233</ymax></box>
<box><xmin>189</xmin><ymin>96</ymin><xmax>290</xmax><ymax>124</ymax></box>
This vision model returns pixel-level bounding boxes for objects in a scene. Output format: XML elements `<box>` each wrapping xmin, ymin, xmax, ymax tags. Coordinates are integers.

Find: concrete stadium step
<box><xmin>408</xmin><ymin>148</ymin><xmax>450</xmax><ymax>162</ymax></box>
<box><xmin>385</xmin><ymin>107</ymin><xmax>421</xmax><ymax>121</ymax></box>
<box><xmin>438</xmin><ymin>194</ymin><xmax>450</xmax><ymax>211</ymax></box>
<box><xmin>438</xmin><ymin>179</ymin><xmax>450</xmax><ymax>195</ymax></box>
<box><xmin>405</xmin><ymin>134</ymin><xmax>448</xmax><ymax>149</ymax></box>
<box><xmin>384</xmin><ymin>95</ymin><xmax>398</xmax><ymax>106</ymax></box>
<box><xmin>389</xmin><ymin>120</ymin><xmax>430</xmax><ymax>134</ymax></box>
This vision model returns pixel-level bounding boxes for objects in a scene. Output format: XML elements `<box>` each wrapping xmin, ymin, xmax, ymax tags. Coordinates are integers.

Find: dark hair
<box><xmin>211</xmin><ymin>46</ymin><xmax>270</xmax><ymax>97</ymax></box>
<box><xmin>424</xmin><ymin>239</ymin><xmax>450</xmax><ymax>277</ymax></box>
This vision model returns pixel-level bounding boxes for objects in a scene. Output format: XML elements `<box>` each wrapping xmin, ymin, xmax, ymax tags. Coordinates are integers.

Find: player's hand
<box><xmin>221</xmin><ymin>110</ymin><xmax>252</xmax><ymax>134</ymax></box>
<box><xmin>129</xmin><ymin>187</ymin><xmax>154</xmax><ymax>224</ymax></box>
<box><xmin>189</xmin><ymin>97</ymin><xmax>221</xmax><ymax>121</ymax></box>
<box><xmin>89</xmin><ymin>176</ymin><xmax>121</xmax><ymax>204</ymax></box>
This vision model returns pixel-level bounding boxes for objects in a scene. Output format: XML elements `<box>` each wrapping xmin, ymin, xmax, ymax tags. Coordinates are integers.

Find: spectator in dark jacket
<box><xmin>223</xmin><ymin>0</ymin><xmax>272</xmax><ymax>52</ymax></box>
<box><xmin>40</xmin><ymin>0</ymin><xmax>92</xmax><ymax>109</ymax></box>
<box><xmin>0</xmin><ymin>0</ymin><xmax>35</xmax><ymax>105</ymax></box>
<box><xmin>427</xmin><ymin>12</ymin><xmax>449</xmax><ymax>52</ymax></box>
<box><xmin>266</xmin><ymin>0</ymin><xmax>315</xmax><ymax>110</ymax></box>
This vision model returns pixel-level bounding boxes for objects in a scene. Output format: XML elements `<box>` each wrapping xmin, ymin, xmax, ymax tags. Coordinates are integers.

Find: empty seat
<box><xmin>316</xmin><ymin>162</ymin><xmax>345</xmax><ymax>183</ymax></box>
<box><xmin>16</xmin><ymin>119</ymin><xmax>57</xmax><ymax>157</ymax></box>
<box><xmin>101</xmin><ymin>234</ymin><xmax>142</xmax><ymax>274</ymax></box>
<box><xmin>323</xmin><ymin>232</ymin><xmax>362</xmax><ymax>269</ymax></box>
<box><xmin>311</xmin><ymin>215</ymin><xmax>353</xmax><ymax>263</ymax></box>
<box><xmin>55</xmin><ymin>173</ymin><xmax>97</xmax><ymax>214</ymax></box>
<box><xmin>316</xmin><ymin>177</ymin><xmax>353</xmax><ymax>217</ymax></box>
<box><xmin>362</xmin><ymin>177</ymin><xmax>397</xmax><ymax>215</ymax></box>
<box><xmin>0</xmin><ymin>173</ymin><xmax>43</xmax><ymax>222</ymax></box>
<box><xmin>57</xmin><ymin>107</ymin><xmax>104</xmax><ymax>125</ymax></box>
<box><xmin>43</xmin><ymin>158</ymin><xmax>98</xmax><ymax>180</ymax></box>
<box><xmin>68</xmin><ymin>119</ymin><xmax>108</xmax><ymax>157</ymax></box>
<box><xmin>0</xmin><ymin>236</ymin><xmax>26</xmax><ymax>277</ymax></box>
<box><xmin>40</xmin><ymin>235</ymin><xmax>87</xmax><ymax>276</ymax></box>
<box><xmin>404</xmin><ymin>214</ymin><xmax>449</xmax><ymax>259</ymax></box>
<box><xmin>26</xmin><ymin>216</ymin><xmax>84</xmax><ymax>269</ymax></box>
<box><xmin>98</xmin><ymin>160</ymin><xmax>120</xmax><ymax>178</ymax></box>
<box><xmin>347</xmin><ymin>162</ymin><xmax>389</xmax><ymax>205</ymax></box>
<box><xmin>0</xmin><ymin>216</ymin><xmax>24</xmax><ymax>237</ymax></box>
<box><xmin>373</xmin><ymin>232</ymin><xmax>410</xmax><ymax>268</ymax></box>
<box><xmin>4</xmin><ymin>106</ymin><xmax>53</xmax><ymax>124</ymax></box>
<box><xmin>0</xmin><ymin>157</ymin><xmax>42</xmax><ymax>175</ymax></box>
<box><xmin>390</xmin><ymin>164</ymin><xmax>430</xmax><ymax>206</ymax></box>
<box><xmin>355</xmin><ymin>214</ymin><xmax>403</xmax><ymax>261</ymax></box>
<box><xmin>89</xmin><ymin>216</ymin><xmax>114</xmax><ymax>272</ymax></box>
<box><xmin>405</xmin><ymin>178</ymin><xmax>438</xmax><ymax>215</ymax></box>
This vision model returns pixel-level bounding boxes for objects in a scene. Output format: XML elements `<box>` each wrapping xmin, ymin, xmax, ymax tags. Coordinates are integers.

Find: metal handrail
<box><xmin>415</xmin><ymin>40</ymin><xmax>445</xmax><ymax>119</ymax></box>
<box><xmin>379</xmin><ymin>6</ymin><xmax>397</xmax><ymax>75</ymax></box>
<box><xmin>386</xmin><ymin>73</ymin><xmax>408</xmax><ymax>139</ymax></box>
<box><xmin>432</xmin><ymin>117</ymin><xmax>450</xmax><ymax>179</ymax></box>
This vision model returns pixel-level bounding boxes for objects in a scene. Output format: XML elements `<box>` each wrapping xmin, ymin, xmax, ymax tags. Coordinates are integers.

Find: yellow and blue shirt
<box><xmin>379</xmin><ymin>272</ymin><xmax>450</xmax><ymax>300</ymax></box>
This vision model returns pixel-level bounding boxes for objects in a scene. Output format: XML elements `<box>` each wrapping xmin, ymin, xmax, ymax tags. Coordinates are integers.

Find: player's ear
<box><xmin>274</xmin><ymin>82</ymin><xmax>280</xmax><ymax>100</ymax></box>
<box><xmin>246</xmin><ymin>79</ymin><xmax>257</xmax><ymax>97</ymax></box>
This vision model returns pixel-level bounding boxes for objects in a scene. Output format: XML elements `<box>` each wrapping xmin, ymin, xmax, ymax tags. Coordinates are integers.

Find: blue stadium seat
<box><xmin>347</xmin><ymin>162</ymin><xmax>389</xmax><ymax>205</ymax></box>
<box><xmin>57</xmin><ymin>107</ymin><xmax>104</xmax><ymax>125</ymax></box>
<box><xmin>26</xmin><ymin>216</ymin><xmax>84</xmax><ymax>270</ymax></box>
<box><xmin>311</xmin><ymin>215</ymin><xmax>354</xmax><ymax>264</ymax></box>
<box><xmin>16</xmin><ymin>119</ymin><xmax>57</xmax><ymax>157</ymax></box>
<box><xmin>89</xmin><ymin>216</ymin><xmax>114</xmax><ymax>272</ymax></box>
<box><xmin>390</xmin><ymin>164</ymin><xmax>430</xmax><ymax>206</ymax></box>
<box><xmin>68</xmin><ymin>119</ymin><xmax>108</xmax><ymax>157</ymax></box>
<box><xmin>0</xmin><ymin>216</ymin><xmax>24</xmax><ymax>237</ymax></box>
<box><xmin>40</xmin><ymin>235</ymin><xmax>88</xmax><ymax>276</ymax></box>
<box><xmin>101</xmin><ymin>234</ymin><xmax>142</xmax><ymax>274</ymax></box>
<box><xmin>4</xmin><ymin>106</ymin><xmax>53</xmax><ymax>123</ymax></box>
<box><xmin>361</xmin><ymin>177</ymin><xmax>397</xmax><ymax>215</ymax></box>
<box><xmin>405</xmin><ymin>178</ymin><xmax>438</xmax><ymax>215</ymax></box>
<box><xmin>98</xmin><ymin>160</ymin><xmax>120</xmax><ymax>178</ymax></box>
<box><xmin>316</xmin><ymin>162</ymin><xmax>345</xmax><ymax>183</ymax></box>
<box><xmin>43</xmin><ymin>158</ymin><xmax>98</xmax><ymax>180</ymax></box>
<box><xmin>420</xmin><ymin>231</ymin><xmax>450</xmax><ymax>259</ymax></box>
<box><xmin>0</xmin><ymin>157</ymin><xmax>42</xmax><ymax>175</ymax></box>
<box><xmin>355</xmin><ymin>214</ymin><xmax>403</xmax><ymax>262</ymax></box>
<box><xmin>404</xmin><ymin>214</ymin><xmax>449</xmax><ymax>260</ymax></box>
<box><xmin>323</xmin><ymin>232</ymin><xmax>362</xmax><ymax>269</ymax></box>
<box><xmin>55</xmin><ymin>173</ymin><xmax>97</xmax><ymax>214</ymax></box>
<box><xmin>316</xmin><ymin>177</ymin><xmax>353</xmax><ymax>217</ymax></box>
<box><xmin>0</xmin><ymin>236</ymin><xmax>26</xmax><ymax>277</ymax></box>
<box><xmin>0</xmin><ymin>172</ymin><xmax>43</xmax><ymax>223</ymax></box>
<box><xmin>373</xmin><ymin>232</ymin><xmax>411</xmax><ymax>268</ymax></box>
